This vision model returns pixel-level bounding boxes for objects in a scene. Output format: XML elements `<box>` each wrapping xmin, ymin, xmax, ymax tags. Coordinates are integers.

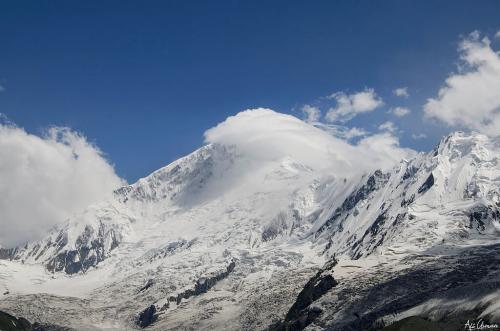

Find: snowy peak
<box><xmin>430</xmin><ymin>132</ymin><xmax>500</xmax><ymax>203</ymax></box>
<box><xmin>1</xmin><ymin>141</ymin><xmax>332</xmax><ymax>275</ymax></box>
<box><xmin>434</xmin><ymin>131</ymin><xmax>498</xmax><ymax>160</ymax></box>
<box><xmin>2</xmin><ymin>131</ymin><xmax>500</xmax><ymax>277</ymax></box>
<box><xmin>1</xmin><ymin>130</ymin><xmax>500</xmax><ymax>330</ymax></box>
<box><xmin>316</xmin><ymin>132</ymin><xmax>500</xmax><ymax>259</ymax></box>
<box><xmin>114</xmin><ymin>144</ymin><xmax>237</xmax><ymax>206</ymax></box>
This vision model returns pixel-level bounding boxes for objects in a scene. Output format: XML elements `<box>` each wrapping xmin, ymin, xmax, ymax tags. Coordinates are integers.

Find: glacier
<box><xmin>1</xmin><ymin>125</ymin><xmax>500</xmax><ymax>330</ymax></box>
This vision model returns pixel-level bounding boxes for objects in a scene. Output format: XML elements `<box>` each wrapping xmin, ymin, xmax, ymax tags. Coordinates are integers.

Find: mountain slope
<box><xmin>0</xmin><ymin>131</ymin><xmax>499</xmax><ymax>330</ymax></box>
<box><xmin>316</xmin><ymin>132</ymin><xmax>500</xmax><ymax>259</ymax></box>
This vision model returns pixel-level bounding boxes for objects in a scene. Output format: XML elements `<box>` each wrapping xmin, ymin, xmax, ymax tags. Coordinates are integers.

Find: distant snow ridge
<box><xmin>0</xmin><ymin>204</ymin><xmax>134</xmax><ymax>274</ymax></box>
<box><xmin>317</xmin><ymin>131</ymin><xmax>500</xmax><ymax>259</ymax></box>
<box><xmin>0</xmin><ymin>131</ymin><xmax>500</xmax><ymax>331</ymax></box>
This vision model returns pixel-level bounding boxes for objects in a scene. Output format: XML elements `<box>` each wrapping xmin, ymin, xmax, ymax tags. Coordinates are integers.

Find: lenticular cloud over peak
<box><xmin>0</xmin><ymin>123</ymin><xmax>124</xmax><ymax>247</ymax></box>
<box><xmin>204</xmin><ymin>108</ymin><xmax>354</xmax><ymax>171</ymax></box>
<box><xmin>0</xmin><ymin>109</ymin><xmax>412</xmax><ymax>248</ymax></box>
<box><xmin>204</xmin><ymin>108</ymin><xmax>414</xmax><ymax>176</ymax></box>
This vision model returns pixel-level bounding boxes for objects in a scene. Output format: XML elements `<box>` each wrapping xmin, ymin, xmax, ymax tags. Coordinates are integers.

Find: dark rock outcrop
<box><xmin>317</xmin><ymin>170</ymin><xmax>390</xmax><ymax>235</ymax></box>
<box><xmin>0</xmin><ymin>221</ymin><xmax>122</xmax><ymax>275</ymax></box>
<box><xmin>136</xmin><ymin>305</ymin><xmax>157</xmax><ymax>328</ymax></box>
<box><xmin>467</xmin><ymin>204</ymin><xmax>499</xmax><ymax>232</ymax></box>
<box><xmin>136</xmin><ymin>260</ymin><xmax>236</xmax><ymax>328</ymax></box>
<box><xmin>318</xmin><ymin>244</ymin><xmax>500</xmax><ymax>330</ymax></box>
<box><xmin>0</xmin><ymin>310</ymin><xmax>72</xmax><ymax>331</ymax></box>
<box><xmin>417</xmin><ymin>173</ymin><xmax>434</xmax><ymax>194</ymax></box>
<box><xmin>170</xmin><ymin>260</ymin><xmax>236</xmax><ymax>305</ymax></box>
<box><xmin>138</xmin><ymin>279</ymin><xmax>155</xmax><ymax>293</ymax></box>
<box><xmin>0</xmin><ymin>247</ymin><xmax>17</xmax><ymax>260</ymax></box>
<box><xmin>46</xmin><ymin>223</ymin><xmax>120</xmax><ymax>274</ymax></box>
<box><xmin>270</xmin><ymin>258</ymin><xmax>338</xmax><ymax>331</ymax></box>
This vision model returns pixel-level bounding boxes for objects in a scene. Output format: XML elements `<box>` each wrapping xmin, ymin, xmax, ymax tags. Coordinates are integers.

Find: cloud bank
<box><xmin>205</xmin><ymin>108</ymin><xmax>414</xmax><ymax>177</ymax></box>
<box><xmin>424</xmin><ymin>32</ymin><xmax>500</xmax><ymax>135</ymax></box>
<box><xmin>0</xmin><ymin>123</ymin><xmax>124</xmax><ymax>247</ymax></box>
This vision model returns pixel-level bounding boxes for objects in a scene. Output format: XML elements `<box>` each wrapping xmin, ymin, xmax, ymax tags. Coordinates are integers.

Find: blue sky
<box><xmin>1</xmin><ymin>1</ymin><xmax>500</xmax><ymax>182</ymax></box>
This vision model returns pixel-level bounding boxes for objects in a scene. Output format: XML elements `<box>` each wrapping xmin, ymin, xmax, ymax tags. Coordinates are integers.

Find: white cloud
<box><xmin>301</xmin><ymin>104</ymin><xmax>321</xmax><ymax>123</ymax></box>
<box><xmin>344</xmin><ymin>127</ymin><xmax>369</xmax><ymax>139</ymax></box>
<box><xmin>0</xmin><ymin>123</ymin><xmax>124</xmax><ymax>247</ymax></box>
<box><xmin>393</xmin><ymin>87</ymin><xmax>409</xmax><ymax>98</ymax></box>
<box><xmin>495</xmin><ymin>30</ymin><xmax>500</xmax><ymax>39</ymax></box>
<box><xmin>325</xmin><ymin>88</ymin><xmax>384</xmax><ymax>122</ymax></box>
<box><xmin>378</xmin><ymin>121</ymin><xmax>398</xmax><ymax>133</ymax></box>
<box><xmin>389</xmin><ymin>106</ymin><xmax>411</xmax><ymax>117</ymax></box>
<box><xmin>357</xmin><ymin>132</ymin><xmax>416</xmax><ymax>166</ymax></box>
<box><xmin>205</xmin><ymin>108</ymin><xmax>414</xmax><ymax>176</ymax></box>
<box><xmin>411</xmin><ymin>133</ymin><xmax>427</xmax><ymax>140</ymax></box>
<box><xmin>424</xmin><ymin>32</ymin><xmax>500</xmax><ymax>135</ymax></box>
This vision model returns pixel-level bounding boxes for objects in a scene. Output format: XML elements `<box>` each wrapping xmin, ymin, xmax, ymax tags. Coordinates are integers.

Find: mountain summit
<box><xmin>1</xmin><ymin>128</ymin><xmax>499</xmax><ymax>330</ymax></box>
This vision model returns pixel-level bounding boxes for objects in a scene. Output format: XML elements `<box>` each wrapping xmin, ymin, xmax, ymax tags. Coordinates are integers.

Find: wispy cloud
<box><xmin>301</xmin><ymin>104</ymin><xmax>321</xmax><ymax>123</ymax></box>
<box><xmin>388</xmin><ymin>106</ymin><xmax>411</xmax><ymax>117</ymax></box>
<box><xmin>314</xmin><ymin>123</ymin><xmax>369</xmax><ymax>140</ymax></box>
<box><xmin>393</xmin><ymin>87</ymin><xmax>409</xmax><ymax>98</ymax></box>
<box><xmin>344</xmin><ymin>127</ymin><xmax>369</xmax><ymax>139</ymax></box>
<box><xmin>325</xmin><ymin>88</ymin><xmax>383</xmax><ymax>122</ymax></box>
<box><xmin>411</xmin><ymin>133</ymin><xmax>427</xmax><ymax>140</ymax></box>
<box><xmin>378</xmin><ymin>121</ymin><xmax>398</xmax><ymax>133</ymax></box>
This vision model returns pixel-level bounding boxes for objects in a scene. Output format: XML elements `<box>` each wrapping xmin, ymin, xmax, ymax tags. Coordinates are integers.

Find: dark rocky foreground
<box><xmin>268</xmin><ymin>243</ymin><xmax>500</xmax><ymax>331</ymax></box>
<box><xmin>0</xmin><ymin>310</ymin><xmax>72</xmax><ymax>331</ymax></box>
<box><xmin>3</xmin><ymin>242</ymin><xmax>500</xmax><ymax>331</ymax></box>
<box><xmin>379</xmin><ymin>313</ymin><xmax>497</xmax><ymax>331</ymax></box>
<box><xmin>269</xmin><ymin>259</ymin><xmax>338</xmax><ymax>331</ymax></box>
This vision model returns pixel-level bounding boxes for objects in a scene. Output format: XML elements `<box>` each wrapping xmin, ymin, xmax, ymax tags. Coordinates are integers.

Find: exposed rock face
<box><xmin>467</xmin><ymin>204</ymin><xmax>500</xmax><ymax>231</ymax></box>
<box><xmin>0</xmin><ymin>205</ymin><xmax>132</xmax><ymax>275</ymax></box>
<box><xmin>317</xmin><ymin>132</ymin><xmax>500</xmax><ymax>261</ymax></box>
<box><xmin>271</xmin><ymin>259</ymin><xmax>338</xmax><ymax>331</ymax></box>
<box><xmin>136</xmin><ymin>305</ymin><xmax>157</xmax><ymax>328</ymax></box>
<box><xmin>314</xmin><ymin>244</ymin><xmax>500</xmax><ymax>330</ymax></box>
<box><xmin>45</xmin><ymin>223</ymin><xmax>120</xmax><ymax>274</ymax></box>
<box><xmin>138</xmin><ymin>279</ymin><xmax>154</xmax><ymax>293</ymax></box>
<box><xmin>317</xmin><ymin>170</ymin><xmax>391</xmax><ymax>236</ymax></box>
<box><xmin>0</xmin><ymin>310</ymin><xmax>72</xmax><ymax>331</ymax></box>
<box><xmin>0</xmin><ymin>247</ymin><xmax>17</xmax><ymax>260</ymax></box>
<box><xmin>1</xmin><ymin>132</ymin><xmax>500</xmax><ymax>330</ymax></box>
<box><xmin>135</xmin><ymin>261</ymin><xmax>236</xmax><ymax>328</ymax></box>
<box><xmin>417</xmin><ymin>173</ymin><xmax>434</xmax><ymax>194</ymax></box>
<box><xmin>170</xmin><ymin>260</ymin><xmax>236</xmax><ymax>305</ymax></box>
<box><xmin>0</xmin><ymin>310</ymin><xmax>31</xmax><ymax>331</ymax></box>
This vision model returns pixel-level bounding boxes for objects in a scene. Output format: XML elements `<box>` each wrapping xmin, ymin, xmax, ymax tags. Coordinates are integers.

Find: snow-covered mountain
<box><xmin>316</xmin><ymin>131</ymin><xmax>500</xmax><ymax>259</ymax></box>
<box><xmin>1</xmin><ymin>130</ymin><xmax>500</xmax><ymax>331</ymax></box>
